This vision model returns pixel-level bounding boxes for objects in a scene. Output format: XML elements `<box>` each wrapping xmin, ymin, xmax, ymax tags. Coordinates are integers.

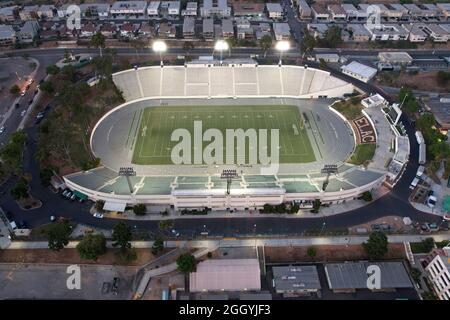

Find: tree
<box><xmin>307</xmin><ymin>246</ymin><xmax>317</xmax><ymax>258</ymax></box>
<box><xmin>133</xmin><ymin>204</ymin><xmax>146</xmax><ymax>216</ymax></box>
<box><xmin>259</xmin><ymin>34</ymin><xmax>272</xmax><ymax>58</ymax></box>
<box><xmin>436</xmin><ymin>71</ymin><xmax>450</xmax><ymax>87</ymax></box>
<box><xmin>183</xmin><ymin>41</ymin><xmax>195</xmax><ymax>52</ymax></box>
<box><xmin>360</xmin><ymin>191</ymin><xmax>373</xmax><ymax>202</ymax></box>
<box><xmin>318</xmin><ymin>58</ymin><xmax>327</xmax><ymax>70</ymax></box>
<box><xmin>301</xmin><ymin>30</ymin><xmax>316</xmax><ymax>55</ymax></box>
<box><xmin>151</xmin><ymin>237</ymin><xmax>164</xmax><ymax>255</ymax></box>
<box><xmin>10</xmin><ymin>178</ymin><xmax>29</xmax><ymax>200</ymax></box>
<box><xmin>76</xmin><ymin>234</ymin><xmax>107</xmax><ymax>260</ymax></box>
<box><xmin>47</xmin><ymin>220</ymin><xmax>72</xmax><ymax>251</ymax></box>
<box><xmin>91</xmin><ymin>32</ymin><xmax>106</xmax><ymax>57</ymax></box>
<box><xmin>176</xmin><ymin>252</ymin><xmax>197</xmax><ymax>273</ymax></box>
<box><xmin>39</xmin><ymin>81</ymin><xmax>54</xmax><ymax>93</ymax></box>
<box><xmin>112</xmin><ymin>222</ymin><xmax>132</xmax><ymax>251</ymax></box>
<box><xmin>95</xmin><ymin>200</ymin><xmax>105</xmax><ymax>211</ymax></box>
<box><xmin>363</xmin><ymin>231</ymin><xmax>388</xmax><ymax>260</ymax></box>
<box><xmin>46</xmin><ymin>64</ymin><xmax>60</xmax><ymax>75</ymax></box>
<box><xmin>61</xmin><ymin>65</ymin><xmax>77</xmax><ymax>82</ymax></box>
<box><xmin>10</xmin><ymin>84</ymin><xmax>20</xmax><ymax>95</ymax></box>
<box><xmin>312</xmin><ymin>199</ymin><xmax>321</xmax><ymax>213</ymax></box>
<box><xmin>158</xmin><ymin>219</ymin><xmax>174</xmax><ymax>231</ymax></box>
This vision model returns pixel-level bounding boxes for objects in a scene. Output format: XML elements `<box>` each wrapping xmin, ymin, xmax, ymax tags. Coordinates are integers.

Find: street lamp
<box><xmin>214</xmin><ymin>40</ymin><xmax>229</xmax><ymax>66</ymax></box>
<box><xmin>152</xmin><ymin>40</ymin><xmax>167</xmax><ymax>67</ymax></box>
<box><xmin>275</xmin><ymin>40</ymin><xmax>290</xmax><ymax>66</ymax></box>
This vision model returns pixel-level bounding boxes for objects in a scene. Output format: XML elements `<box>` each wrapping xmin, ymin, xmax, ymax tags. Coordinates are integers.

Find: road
<box><xmin>0</xmin><ymin>46</ymin><xmax>448</xmax><ymax>238</ymax></box>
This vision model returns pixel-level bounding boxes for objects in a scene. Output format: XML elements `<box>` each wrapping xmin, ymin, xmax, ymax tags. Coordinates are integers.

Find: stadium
<box><xmin>63</xmin><ymin>60</ymin><xmax>392</xmax><ymax>212</ymax></box>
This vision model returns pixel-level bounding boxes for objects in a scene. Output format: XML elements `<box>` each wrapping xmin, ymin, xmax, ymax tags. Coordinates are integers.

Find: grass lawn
<box><xmin>348</xmin><ymin>144</ymin><xmax>376</xmax><ymax>165</ymax></box>
<box><xmin>332</xmin><ymin>100</ymin><xmax>363</xmax><ymax>120</ymax></box>
<box><xmin>131</xmin><ymin>105</ymin><xmax>316</xmax><ymax>165</ymax></box>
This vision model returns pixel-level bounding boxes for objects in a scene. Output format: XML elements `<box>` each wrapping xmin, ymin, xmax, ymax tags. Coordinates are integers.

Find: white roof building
<box><xmin>161</xmin><ymin>1</ymin><xmax>180</xmax><ymax>15</ymax></box>
<box><xmin>341</xmin><ymin>61</ymin><xmax>377</xmax><ymax>83</ymax></box>
<box><xmin>182</xmin><ymin>2</ymin><xmax>198</xmax><ymax>16</ymax></box>
<box><xmin>266</xmin><ymin>3</ymin><xmax>283</xmax><ymax>19</ymax></box>
<box><xmin>190</xmin><ymin>259</ymin><xmax>261</xmax><ymax>292</ymax></box>
<box><xmin>273</xmin><ymin>22</ymin><xmax>291</xmax><ymax>40</ymax></box>
<box><xmin>201</xmin><ymin>0</ymin><xmax>231</xmax><ymax>18</ymax></box>
<box><xmin>147</xmin><ymin>1</ymin><xmax>161</xmax><ymax>16</ymax></box>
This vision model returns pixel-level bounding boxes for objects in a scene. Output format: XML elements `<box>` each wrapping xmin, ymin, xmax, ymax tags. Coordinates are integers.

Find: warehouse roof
<box><xmin>272</xmin><ymin>266</ymin><xmax>321</xmax><ymax>291</ymax></box>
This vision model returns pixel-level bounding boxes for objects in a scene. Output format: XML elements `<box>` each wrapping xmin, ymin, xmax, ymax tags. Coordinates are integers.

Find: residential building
<box><xmin>201</xmin><ymin>0</ymin><xmax>231</xmax><ymax>18</ymax></box>
<box><xmin>236</xmin><ymin>17</ymin><xmax>252</xmax><ymax>39</ymax></box>
<box><xmin>421</xmin><ymin>24</ymin><xmax>449</xmax><ymax>42</ymax></box>
<box><xmin>311</xmin><ymin>3</ymin><xmax>329</xmax><ymax>22</ymax></box>
<box><xmin>221</xmin><ymin>19</ymin><xmax>234</xmax><ymax>38</ymax></box>
<box><xmin>437</xmin><ymin>3</ymin><xmax>450</xmax><ymax>20</ymax></box>
<box><xmin>233</xmin><ymin>2</ymin><xmax>265</xmax><ymax>18</ymax></box>
<box><xmin>100</xmin><ymin>23</ymin><xmax>116</xmax><ymax>38</ymax></box>
<box><xmin>80</xmin><ymin>3</ymin><xmax>110</xmax><ymax>19</ymax></box>
<box><xmin>147</xmin><ymin>1</ymin><xmax>161</xmax><ymax>17</ymax></box>
<box><xmin>346</xmin><ymin>24</ymin><xmax>370</xmax><ymax>42</ymax></box>
<box><xmin>18</xmin><ymin>20</ymin><xmax>39</xmax><ymax>43</ymax></box>
<box><xmin>272</xmin><ymin>266</ymin><xmax>321</xmax><ymax>296</ymax></box>
<box><xmin>307</xmin><ymin>23</ymin><xmax>328</xmax><ymax>39</ymax></box>
<box><xmin>139</xmin><ymin>23</ymin><xmax>156</xmax><ymax>37</ymax></box>
<box><xmin>378</xmin><ymin>52</ymin><xmax>413</xmax><ymax>65</ymax></box>
<box><xmin>57</xmin><ymin>4</ymin><xmax>71</xmax><ymax>19</ymax></box>
<box><xmin>383</xmin><ymin>4</ymin><xmax>405</xmax><ymax>21</ymax></box>
<box><xmin>203</xmin><ymin>18</ymin><xmax>214</xmax><ymax>40</ymax></box>
<box><xmin>341</xmin><ymin>61</ymin><xmax>377</xmax><ymax>83</ymax></box>
<box><xmin>110</xmin><ymin>1</ymin><xmax>148</xmax><ymax>18</ymax></box>
<box><xmin>266</xmin><ymin>3</ymin><xmax>283</xmax><ymax>20</ymax></box>
<box><xmin>183</xmin><ymin>17</ymin><xmax>195</xmax><ymax>38</ymax></box>
<box><xmin>273</xmin><ymin>22</ymin><xmax>290</xmax><ymax>40</ymax></box>
<box><xmin>390</xmin><ymin>4</ymin><xmax>409</xmax><ymax>21</ymax></box>
<box><xmin>365</xmin><ymin>24</ymin><xmax>409</xmax><ymax>41</ymax></box>
<box><xmin>328</xmin><ymin>4</ymin><xmax>346</xmax><ymax>22</ymax></box>
<box><xmin>0</xmin><ymin>24</ymin><xmax>15</xmax><ymax>46</ymax></box>
<box><xmin>342</xmin><ymin>3</ymin><xmax>367</xmax><ymax>21</ymax></box>
<box><xmin>158</xmin><ymin>22</ymin><xmax>176</xmax><ymax>38</ymax></box>
<box><xmin>325</xmin><ymin>261</ymin><xmax>413</xmax><ymax>293</ymax></box>
<box><xmin>182</xmin><ymin>2</ymin><xmax>198</xmax><ymax>16</ymax></box>
<box><xmin>254</xmin><ymin>22</ymin><xmax>271</xmax><ymax>40</ymax></box>
<box><xmin>403</xmin><ymin>4</ymin><xmax>424</xmax><ymax>20</ymax></box>
<box><xmin>423</xmin><ymin>98</ymin><xmax>450</xmax><ymax>130</ymax></box>
<box><xmin>424</xmin><ymin>247</ymin><xmax>450</xmax><ymax>300</ymax></box>
<box><xmin>19</xmin><ymin>5</ymin><xmax>39</xmax><ymax>21</ymax></box>
<box><xmin>37</xmin><ymin>5</ymin><xmax>56</xmax><ymax>19</ymax></box>
<box><xmin>120</xmin><ymin>22</ymin><xmax>139</xmax><ymax>38</ymax></box>
<box><xmin>0</xmin><ymin>6</ymin><xmax>17</xmax><ymax>22</ymax></box>
<box><xmin>40</xmin><ymin>29</ymin><xmax>58</xmax><ymax>41</ymax></box>
<box><xmin>405</xmin><ymin>24</ymin><xmax>428</xmax><ymax>42</ymax></box>
<box><xmin>422</xmin><ymin>4</ymin><xmax>442</xmax><ymax>20</ymax></box>
<box><xmin>80</xmin><ymin>22</ymin><xmax>96</xmax><ymax>38</ymax></box>
<box><xmin>297</xmin><ymin>0</ymin><xmax>312</xmax><ymax>20</ymax></box>
<box><xmin>160</xmin><ymin>1</ymin><xmax>181</xmax><ymax>17</ymax></box>
<box><xmin>190</xmin><ymin>259</ymin><xmax>261</xmax><ymax>292</ymax></box>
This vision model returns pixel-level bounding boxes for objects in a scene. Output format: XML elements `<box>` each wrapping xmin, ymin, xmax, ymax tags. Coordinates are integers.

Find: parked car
<box><xmin>93</xmin><ymin>213</ymin><xmax>104</xmax><ymax>219</ymax></box>
<box><xmin>50</xmin><ymin>215</ymin><xmax>57</xmax><ymax>222</ymax></box>
<box><xmin>20</xmin><ymin>110</ymin><xmax>26</xmax><ymax>117</ymax></box>
<box><xmin>0</xmin><ymin>126</ymin><xmax>5</xmax><ymax>134</ymax></box>
<box><xmin>171</xmin><ymin>229</ymin><xmax>180</xmax><ymax>237</ymax></box>
<box><xmin>70</xmin><ymin>194</ymin><xmax>76</xmax><ymax>201</ymax></box>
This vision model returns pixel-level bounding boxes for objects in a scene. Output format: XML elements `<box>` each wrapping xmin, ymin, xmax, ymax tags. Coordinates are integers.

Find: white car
<box><xmin>0</xmin><ymin>127</ymin><xmax>5</xmax><ymax>134</ymax></box>
<box><xmin>93</xmin><ymin>213</ymin><xmax>104</xmax><ymax>219</ymax></box>
<box><xmin>20</xmin><ymin>110</ymin><xmax>26</xmax><ymax>117</ymax></box>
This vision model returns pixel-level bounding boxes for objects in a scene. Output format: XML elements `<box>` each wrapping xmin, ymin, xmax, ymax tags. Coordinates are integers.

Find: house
<box><xmin>110</xmin><ymin>1</ymin><xmax>148</xmax><ymax>18</ymax></box>
<box><xmin>139</xmin><ymin>23</ymin><xmax>156</xmax><ymax>37</ymax></box>
<box><xmin>0</xmin><ymin>24</ymin><xmax>16</xmax><ymax>46</ymax></box>
<box><xmin>236</xmin><ymin>17</ymin><xmax>252</xmax><ymax>39</ymax></box>
<box><xmin>147</xmin><ymin>1</ymin><xmax>161</xmax><ymax>17</ymax></box>
<box><xmin>421</xmin><ymin>24</ymin><xmax>449</xmax><ymax>42</ymax></box>
<box><xmin>272</xmin><ymin>266</ymin><xmax>321</xmax><ymax>296</ymax></box>
<box><xmin>346</xmin><ymin>24</ymin><xmax>370</xmax><ymax>42</ymax></box>
<box><xmin>190</xmin><ymin>259</ymin><xmax>261</xmax><ymax>292</ymax></box>
<box><xmin>80</xmin><ymin>22</ymin><xmax>96</xmax><ymax>38</ymax></box>
<box><xmin>405</xmin><ymin>24</ymin><xmax>428</xmax><ymax>42</ymax></box>
<box><xmin>423</xmin><ymin>247</ymin><xmax>450</xmax><ymax>300</ymax></box>
<box><xmin>18</xmin><ymin>20</ymin><xmax>40</xmax><ymax>43</ymax></box>
<box><xmin>37</xmin><ymin>5</ymin><xmax>55</xmax><ymax>19</ymax></box>
<box><xmin>158</xmin><ymin>22</ymin><xmax>176</xmax><ymax>38</ymax></box>
<box><xmin>421</xmin><ymin>4</ymin><xmax>442</xmax><ymax>20</ymax></box>
<box><xmin>182</xmin><ymin>2</ymin><xmax>198</xmax><ymax>16</ymax></box>
<box><xmin>100</xmin><ymin>23</ymin><xmax>117</xmax><ymax>38</ymax></box>
<box><xmin>266</xmin><ymin>3</ymin><xmax>283</xmax><ymax>20</ymax></box>
<box><xmin>423</xmin><ymin>98</ymin><xmax>450</xmax><ymax>130</ymax></box>
<box><xmin>221</xmin><ymin>19</ymin><xmax>234</xmax><ymax>39</ymax></box>
<box><xmin>327</xmin><ymin>4</ymin><xmax>346</xmax><ymax>22</ymax></box>
<box><xmin>273</xmin><ymin>22</ymin><xmax>290</xmax><ymax>40</ymax></box>
<box><xmin>365</xmin><ymin>23</ymin><xmax>409</xmax><ymax>41</ymax></box>
<box><xmin>203</xmin><ymin>18</ymin><xmax>214</xmax><ymax>40</ymax></box>
<box><xmin>342</xmin><ymin>3</ymin><xmax>367</xmax><ymax>21</ymax></box>
<box><xmin>341</xmin><ymin>61</ymin><xmax>377</xmax><ymax>83</ymax></box>
<box><xmin>120</xmin><ymin>22</ymin><xmax>137</xmax><ymax>38</ymax></box>
<box><xmin>403</xmin><ymin>4</ymin><xmax>424</xmax><ymax>20</ymax></box>
<box><xmin>383</xmin><ymin>4</ymin><xmax>405</xmax><ymax>21</ymax></box>
<box><xmin>307</xmin><ymin>23</ymin><xmax>329</xmax><ymax>39</ymax></box>
<box><xmin>201</xmin><ymin>0</ymin><xmax>231</xmax><ymax>18</ymax></box>
<box><xmin>0</xmin><ymin>6</ymin><xmax>17</xmax><ymax>22</ymax></box>
<box><xmin>254</xmin><ymin>22</ymin><xmax>271</xmax><ymax>40</ymax></box>
<box><xmin>390</xmin><ymin>4</ymin><xmax>410</xmax><ymax>21</ymax></box>
<box><xmin>80</xmin><ymin>3</ymin><xmax>110</xmax><ymax>19</ymax></box>
<box><xmin>233</xmin><ymin>2</ymin><xmax>265</xmax><ymax>18</ymax></box>
<box><xmin>297</xmin><ymin>0</ymin><xmax>312</xmax><ymax>20</ymax></box>
<box><xmin>311</xmin><ymin>3</ymin><xmax>329</xmax><ymax>22</ymax></box>
<box><xmin>160</xmin><ymin>1</ymin><xmax>181</xmax><ymax>17</ymax></box>
<box><xmin>19</xmin><ymin>5</ymin><xmax>39</xmax><ymax>21</ymax></box>
<box><xmin>182</xmin><ymin>17</ymin><xmax>195</xmax><ymax>38</ymax></box>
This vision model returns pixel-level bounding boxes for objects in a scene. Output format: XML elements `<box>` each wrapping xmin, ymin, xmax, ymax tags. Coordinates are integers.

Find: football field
<box><xmin>130</xmin><ymin>105</ymin><xmax>316</xmax><ymax>165</ymax></box>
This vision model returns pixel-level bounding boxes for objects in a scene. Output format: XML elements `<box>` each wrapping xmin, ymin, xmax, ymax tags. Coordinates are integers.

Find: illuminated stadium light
<box><xmin>152</xmin><ymin>40</ymin><xmax>167</xmax><ymax>66</ymax></box>
<box><xmin>275</xmin><ymin>41</ymin><xmax>290</xmax><ymax>66</ymax></box>
<box><xmin>214</xmin><ymin>40</ymin><xmax>229</xmax><ymax>66</ymax></box>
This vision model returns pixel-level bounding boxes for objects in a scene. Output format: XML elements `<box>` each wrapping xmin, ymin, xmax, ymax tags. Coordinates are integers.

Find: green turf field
<box><xmin>131</xmin><ymin>105</ymin><xmax>316</xmax><ymax>165</ymax></box>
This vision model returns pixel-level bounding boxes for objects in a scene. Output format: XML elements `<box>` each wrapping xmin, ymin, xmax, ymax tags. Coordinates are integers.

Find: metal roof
<box><xmin>273</xmin><ymin>266</ymin><xmax>321</xmax><ymax>291</ymax></box>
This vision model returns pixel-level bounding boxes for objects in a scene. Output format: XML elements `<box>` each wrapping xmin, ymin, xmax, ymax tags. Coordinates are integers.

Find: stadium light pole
<box><xmin>214</xmin><ymin>40</ymin><xmax>229</xmax><ymax>66</ymax></box>
<box><xmin>152</xmin><ymin>40</ymin><xmax>167</xmax><ymax>67</ymax></box>
<box><xmin>275</xmin><ymin>40</ymin><xmax>290</xmax><ymax>66</ymax></box>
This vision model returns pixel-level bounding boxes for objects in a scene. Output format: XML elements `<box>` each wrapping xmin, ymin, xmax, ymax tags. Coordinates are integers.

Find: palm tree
<box><xmin>90</xmin><ymin>32</ymin><xmax>106</xmax><ymax>57</ymax></box>
<box><xmin>259</xmin><ymin>34</ymin><xmax>272</xmax><ymax>58</ymax></box>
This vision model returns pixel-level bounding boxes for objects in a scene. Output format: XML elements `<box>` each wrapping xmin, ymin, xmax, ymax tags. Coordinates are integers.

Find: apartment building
<box><xmin>0</xmin><ymin>6</ymin><xmax>17</xmax><ymax>22</ymax></box>
<box><xmin>346</xmin><ymin>24</ymin><xmax>370</xmax><ymax>42</ymax></box>
<box><xmin>424</xmin><ymin>247</ymin><xmax>450</xmax><ymax>300</ymax></box>
<box><xmin>203</xmin><ymin>18</ymin><xmax>214</xmax><ymax>40</ymax></box>
<box><xmin>80</xmin><ymin>22</ymin><xmax>97</xmax><ymax>38</ymax></box>
<box><xmin>182</xmin><ymin>2</ymin><xmax>198</xmax><ymax>16</ymax></box>
<box><xmin>390</xmin><ymin>4</ymin><xmax>409</xmax><ymax>21</ymax></box>
<box><xmin>307</xmin><ymin>23</ymin><xmax>329</xmax><ymax>39</ymax></box>
<box><xmin>221</xmin><ymin>19</ymin><xmax>234</xmax><ymax>38</ymax></box>
<box><xmin>0</xmin><ymin>24</ymin><xmax>15</xmax><ymax>46</ymax></box>
<box><xmin>273</xmin><ymin>22</ymin><xmax>291</xmax><ymax>40</ymax></box>
<box><xmin>37</xmin><ymin>5</ymin><xmax>56</xmax><ymax>19</ymax></box>
<box><xmin>80</xmin><ymin>3</ymin><xmax>110</xmax><ymax>19</ymax></box>
<box><xmin>297</xmin><ymin>0</ymin><xmax>312</xmax><ymax>20</ymax></box>
<box><xmin>422</xmin><ymin>24</ymin><xmax>449</xmax><ymax>42</ymax></box>
<box><xmin>147</xmin><ymin>1</ymin><xmax>161</xmax><ymax>17</ymax></box>
<box><xmin>233</xmin><ymin>2</ymin><xmax>265</xmax><ymax>18</ymax></box>
<box><xmin>110</xmin><ymin>1</ymin><xmax>148</xmax><ymax>18</ymax></box>
<box><xmin>201</xmin><ymin>0</ymin><xmax>231</xmax><ymax>18</ymax></box>
<box><xmin>365</xmin><ymin>23</ymin><xmax>409</xmax><ymax>41</ymax></box>
<box><xmin>158</xmin><ymin>22</ymin><xmax>176</xmax><ymax>38</ymax></box>
<box><xmin>437</xmin><ymin>3</ymin><xmax>450</xmax><ymax>20</ymax></box>
<box><xmin>254</xmin><ymin>22</ymin><xmax>271</xmax><ymax>40</ymax></box>
<box><xmin>19</xmin><ymin>5</ymin><xmax>39</xmax><ymax>21</ymax></box>
<box><xmin>405</xmin><ymin>24</ymin><xmax>428</xmax><ymax>42</ymax></box>
<box><xmin>311</xmin><ymin>3</ymin><xmax>329</xmax><ymax>22</ymax></box>
<box><xmin>160</xmin><ymin>1</ymin><xmax>181</xmax><ymax>17</ymax></box>
<box><xmin>236</xmin><ymin>17</ymin><xmax>253</xmax><ymax>39</ymax></box>
<box><xmin>183</xmin><ymin>16</ymin><xmax>195</xmax><ymax>38</ymax></box>
<box><xmin>18</xmin><ymin>20</ymin><xmax>39</xmax><ymax>43</ymax></box>
<box><xmin>342</xmin><ymin>4</ymin><xmax>368</xmax><ymax>22</ymax></box>
<box><xmin>266</xmin><ymin>3</ymin><xmax>283</xmax><ymax>20</ymax></box>
<box><xmin>328</xmin><ymin>4</ymin><xmax>346</xmax><ymax>22</ymax></box>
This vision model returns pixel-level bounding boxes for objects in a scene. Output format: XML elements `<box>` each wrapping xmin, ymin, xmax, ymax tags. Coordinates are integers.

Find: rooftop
<box><xmin>341</xmin><ymin>61</ymin><xmax>377</xmax><ymax>79</ymax></box>
<box><xmin>273</xmin><ymin>266</ymin><xmax>321</xmax><ymax>291</ymax></box>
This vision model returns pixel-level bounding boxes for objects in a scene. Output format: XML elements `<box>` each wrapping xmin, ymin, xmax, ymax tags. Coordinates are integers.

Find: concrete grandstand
<box><xmin>63</xmin><ymin>61</ymin><xmax>392</xmax><ymax>211</ymax></box>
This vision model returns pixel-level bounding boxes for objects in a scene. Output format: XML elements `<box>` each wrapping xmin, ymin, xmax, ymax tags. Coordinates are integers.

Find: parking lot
<box><xmin>0</xmin><ymin>263</ymin><xmax>136</xmax><ymax>299</ymax></box>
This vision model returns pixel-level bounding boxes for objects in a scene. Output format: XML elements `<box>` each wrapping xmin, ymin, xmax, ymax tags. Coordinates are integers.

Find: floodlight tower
<box><xmin>221</xmin><ymin>169</ymin><xmax>238</xmax><ymax>195</ymax></box>
<box><xmin>214</xmin><ymin>40</ymin><xmax>229</xmax><ymax>66</ymax></box>
<box><xmin>119</xmin><ymin>167</ymin><xmax>136</xmax><ymax>194</ymax></box>
<box><xmin>275</xmin><ymin>40</ymin><xmax>290</xmax><ymax>66</ymax></box>
<box><xmin>152</xmin><ymin>40</ymin><xmax>167</xmax><ymax>67</ymax></box>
